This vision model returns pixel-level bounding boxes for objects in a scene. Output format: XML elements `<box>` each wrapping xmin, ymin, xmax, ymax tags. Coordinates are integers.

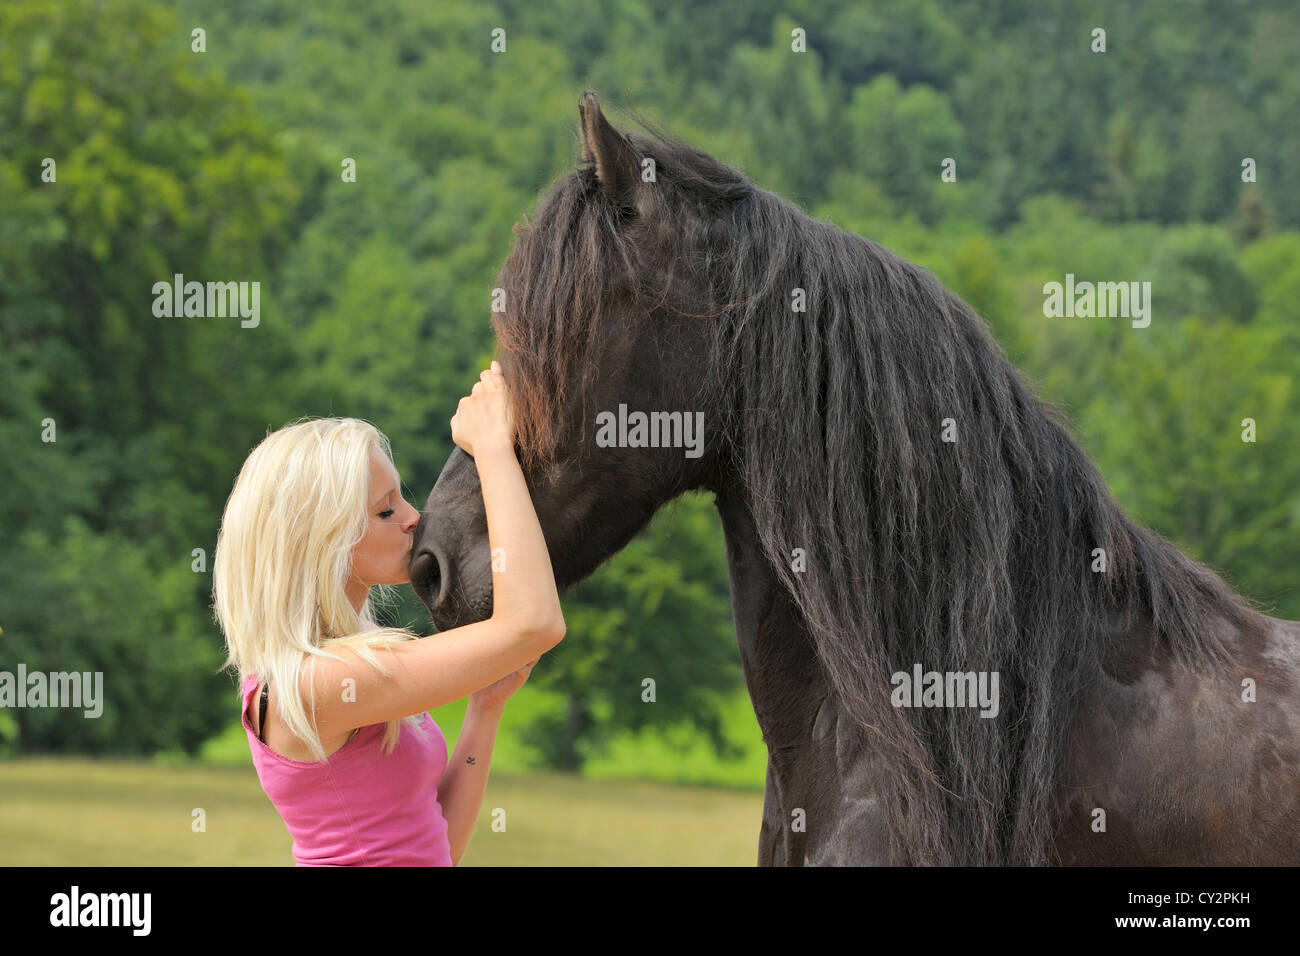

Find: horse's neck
<box><xmin>713</xmin><ymin>481</ymin><xmax>1170</xmax><ymax>742</ymax></box>
<box><xmin>713</xmin><ymin>488</ymin><xmax>828</xmax><ymax>750</ymax></box>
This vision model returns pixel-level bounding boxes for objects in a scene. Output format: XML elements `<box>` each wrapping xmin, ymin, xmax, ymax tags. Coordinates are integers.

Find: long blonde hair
<box><xmin>214</xmin><ymin>417</ymin><xmax>426</xmax><ymax>762</ymax></box>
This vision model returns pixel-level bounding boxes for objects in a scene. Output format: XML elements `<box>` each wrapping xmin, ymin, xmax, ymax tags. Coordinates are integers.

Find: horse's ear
<box><xmin>579</xmin><ymin>90</ymin><xmax>639</xmax><ymax>212</ymax></box>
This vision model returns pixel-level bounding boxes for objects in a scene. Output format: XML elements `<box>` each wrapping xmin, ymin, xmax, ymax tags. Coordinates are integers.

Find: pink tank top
<box><xmin>240</xmin><ymin>674</ymin><xmax>454</xmax><ymax>866</ymax></box>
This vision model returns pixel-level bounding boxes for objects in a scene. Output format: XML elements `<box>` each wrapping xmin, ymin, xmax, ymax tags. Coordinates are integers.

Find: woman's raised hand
<box><xmin>450</xmin><ymin>360</ymin><xmax>516</xmax><ymax>458</ymax></box>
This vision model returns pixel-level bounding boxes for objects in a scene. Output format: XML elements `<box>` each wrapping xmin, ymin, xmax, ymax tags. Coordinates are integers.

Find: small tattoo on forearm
<box><xmin>466</xmin><ymin>756</ymin><xmax>476</xmax><ymax>765</ymax></box>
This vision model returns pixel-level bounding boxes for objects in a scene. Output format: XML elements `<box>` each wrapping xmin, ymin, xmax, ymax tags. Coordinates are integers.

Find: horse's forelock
<box><xmin>493</xmin><ymin>168</ymin><xmax>624</xmax><ymax>472</ymax></box>
<box><xmin>494</xmin><ymin>126</ymin><xmax>745</xmax><ymax>472</ymax></box>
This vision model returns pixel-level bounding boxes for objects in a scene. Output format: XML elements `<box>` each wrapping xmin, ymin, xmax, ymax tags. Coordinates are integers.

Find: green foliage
<box><xmin>3</xmin><ymin>0</ymin><xmax>1298</xmax><ymax>778</ymax></box>
<box><xmin>520</xmin><ymin>494</ymin><xmax>743</xmax><ymax>770</ymax></box>
<box><xmin>1</xmin><ymin>516</ymin><xmax>225</xmax><ymax>754</ymax></box>
<box><xmin>1</xmin><ymin>0</ymin><xmax>299</xmax><ymax>756</ymax></box>
<box><xmin>845</xmin><ymin>74</ymin><xmax>963</xmax><ymax>225</ymax></box>
<box><xmin>1078</xmin><ymin>319</ymin><xmax>1299</xmax><ymax>617</ymax></box>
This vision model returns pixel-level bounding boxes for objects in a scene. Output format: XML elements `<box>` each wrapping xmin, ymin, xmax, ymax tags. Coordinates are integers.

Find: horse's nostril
<box><xmin>410</xmin><ymin>549</ymin><xmax>444</xmax><ymax>610</ymax></box>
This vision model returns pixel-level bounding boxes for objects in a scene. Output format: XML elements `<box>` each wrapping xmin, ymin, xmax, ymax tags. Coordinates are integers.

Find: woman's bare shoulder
<box><xmin>251</xmin><ymin>681</ymin><xmax>354</xmax><ymax>762</ymax></box>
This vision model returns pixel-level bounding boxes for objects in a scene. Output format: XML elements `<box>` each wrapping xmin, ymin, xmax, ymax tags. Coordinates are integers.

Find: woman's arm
<box><xmin>303</xmin><ymin>365</ymin><xmax>564</xmax><ymax>737</ymax></box>
<box><xmin>472</xmin><ymin>438</ymin><xmax>564</xmax><ymax>632</ymax></box>
<box><xmin>437</xmin><ymin>699</ymin><xmax>504</xmax><ymax>865</ymax></box>
<box><xmin>431</xmin><ymin>400</ymin><xmax>558</xmax><ymax>863</ymax></box>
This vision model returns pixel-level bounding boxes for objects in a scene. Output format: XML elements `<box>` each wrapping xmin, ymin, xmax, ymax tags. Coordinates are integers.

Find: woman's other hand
<box><xmin>468</xmin><ymin>656</ymin><xmax>540</xmax><ymax>715</ymax></box>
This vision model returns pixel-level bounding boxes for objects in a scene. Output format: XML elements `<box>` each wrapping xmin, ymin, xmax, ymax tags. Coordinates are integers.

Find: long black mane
<box><xmin>495</xmin><ymin>110</ymin><xmax>1271</xmax><ymax>864</ymax></box>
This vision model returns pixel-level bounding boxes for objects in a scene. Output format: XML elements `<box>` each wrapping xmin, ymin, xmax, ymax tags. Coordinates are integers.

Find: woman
<box><xmin>213</xmin><ymin>361</ymin><xmax>564</xmax><ymax>866</ymax></box>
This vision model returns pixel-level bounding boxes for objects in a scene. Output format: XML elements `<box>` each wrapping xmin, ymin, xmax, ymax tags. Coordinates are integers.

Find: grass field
<box><xmin>0</xmin><ymin>757</ymin><xmax>766</xmax><ymax>866</ymax></box>
<box><xmin>1</xmin><ymin>684</ymin><xmax>769</xmax><ymax>865</ymax></box>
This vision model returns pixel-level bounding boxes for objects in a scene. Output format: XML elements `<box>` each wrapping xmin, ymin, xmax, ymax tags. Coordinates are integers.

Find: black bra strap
<box><xmin>258</xmin><ymin>682</ymin><xmax>269</xmax><ymax>743</ymax></box>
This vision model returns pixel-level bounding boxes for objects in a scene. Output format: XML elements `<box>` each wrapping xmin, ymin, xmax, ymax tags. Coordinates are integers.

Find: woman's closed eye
<box><xmin>378</xmin><ymin>508</ymin><xmax>394</xmax><ymax>519</ymax></box>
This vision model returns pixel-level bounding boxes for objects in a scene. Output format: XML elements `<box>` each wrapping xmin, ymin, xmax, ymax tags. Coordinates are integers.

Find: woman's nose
<box><xmin>402</xmin><ymin>500</ymin><xmax>421</xmax><ymax>531</ymax></box>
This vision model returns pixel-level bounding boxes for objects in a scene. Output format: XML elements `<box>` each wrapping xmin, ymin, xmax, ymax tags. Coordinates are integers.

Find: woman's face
<box><xmin>347</xmin><ymin>446</ymin><xmax>421</xmax><ymax>595</ymax></box>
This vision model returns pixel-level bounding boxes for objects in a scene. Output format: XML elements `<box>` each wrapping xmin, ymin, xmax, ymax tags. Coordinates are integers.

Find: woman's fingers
<box><xmin>452</xmin><ymin>365</ymin><xmax>511</xmax><ymax>455</ymax></box>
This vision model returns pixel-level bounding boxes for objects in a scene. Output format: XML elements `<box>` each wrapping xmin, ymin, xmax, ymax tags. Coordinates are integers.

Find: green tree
<box><xmin>0</xmin><ymin>0</ymin><xmax>299</xmax><ymax>754</ymax></box>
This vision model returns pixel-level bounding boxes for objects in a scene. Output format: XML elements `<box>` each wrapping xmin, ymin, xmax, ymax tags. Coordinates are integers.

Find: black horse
<box><xmin>411</xmin><ymin>91</ymin><xmax>1300</xmax><ymax>865</ymax></box>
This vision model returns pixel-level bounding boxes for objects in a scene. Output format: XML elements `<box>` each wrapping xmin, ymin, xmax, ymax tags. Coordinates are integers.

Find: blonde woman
<box><xmin>214</xmin><ymin>361</ymin><xmax>564</xmax><ymax>866</ymax></box>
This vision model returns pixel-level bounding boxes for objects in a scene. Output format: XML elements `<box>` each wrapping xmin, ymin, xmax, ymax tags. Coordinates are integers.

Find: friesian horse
<box><xmin>411</xmin><ymin>91</ymin><xmax>1300</xmax><ymax>865</ymax></box>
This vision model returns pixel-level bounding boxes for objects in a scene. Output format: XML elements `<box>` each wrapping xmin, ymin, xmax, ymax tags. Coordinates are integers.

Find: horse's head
<box><xmin>412</xmin><ymin>91</ymin><xmax>747</xmax><ymax>628</ymax></box>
